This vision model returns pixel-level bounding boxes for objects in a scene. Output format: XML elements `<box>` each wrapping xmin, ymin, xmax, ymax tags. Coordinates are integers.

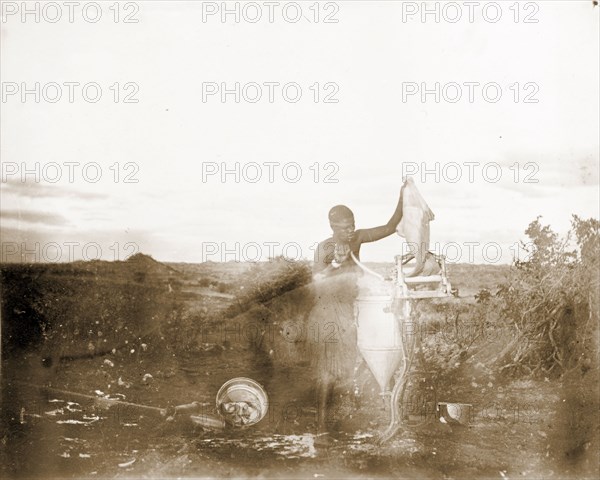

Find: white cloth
<box><xmin>395</xmin><ymin>177</ymin><xmax>435</xmax><ymax>277</ymax></box>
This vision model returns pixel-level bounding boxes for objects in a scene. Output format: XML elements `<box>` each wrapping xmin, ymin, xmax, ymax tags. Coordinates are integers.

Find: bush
<box><xmin>495</xmin><ymin>215</ymin><xmax>599</xmax><ymax>377</ymax></box>
<box><xmin>224</xmin><ymin>257</ymin><xmax>312</xmax><ymax>318</ymax></box>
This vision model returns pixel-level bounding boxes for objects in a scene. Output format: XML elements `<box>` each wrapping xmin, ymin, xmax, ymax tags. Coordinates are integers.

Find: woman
<box><xmin>309</xmin><ymin>184</ymin><xmax>405</xmax><ymax>436</ymax></box>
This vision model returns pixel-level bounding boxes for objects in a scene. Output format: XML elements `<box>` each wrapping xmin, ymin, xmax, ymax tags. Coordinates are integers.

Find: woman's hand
<box><xmin>333</xmin><ymin>243</ymin><xmax>350</xmax><ymax>265</ymax></box>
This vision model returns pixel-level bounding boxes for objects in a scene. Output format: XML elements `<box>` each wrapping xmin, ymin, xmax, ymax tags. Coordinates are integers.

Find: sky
<box><xmin>1</xmin><ymin>0</ymin><xmax>598</xmax><ymax>264</ymax></box>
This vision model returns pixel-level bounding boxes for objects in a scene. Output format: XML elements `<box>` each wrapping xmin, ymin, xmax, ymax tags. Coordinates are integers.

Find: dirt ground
<box><xmin>1</xmin><ymin>259</ymin><xmax>598</xmax><ymax>479</ymax></box>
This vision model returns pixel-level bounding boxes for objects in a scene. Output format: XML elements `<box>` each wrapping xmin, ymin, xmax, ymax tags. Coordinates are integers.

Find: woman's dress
<box><xmin>307</xmin><ymin>263</ymin><xmax>360</xmax><ymax>385</ymax></box>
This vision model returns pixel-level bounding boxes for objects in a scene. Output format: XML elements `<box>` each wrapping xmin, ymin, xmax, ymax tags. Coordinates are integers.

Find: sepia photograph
<box><xmin>1</xmin><ymin>1</ymin><xmax>599</xmax><ymax>479</ymax></box>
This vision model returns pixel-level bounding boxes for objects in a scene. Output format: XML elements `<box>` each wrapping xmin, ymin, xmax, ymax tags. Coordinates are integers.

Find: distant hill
<box><xmin>167</xmin><ymin>261</ymin><xmax>251</xmax><ymax>284</ymax></box>
<box><xmin>166</xmin><ymin>260</ymin><xmax>511</xmax><ymax>298</ymax></box>
<box><xmin>362</xmin><ymin>262</ymin><xmax>510</xmax><ymax>298</ymax></box>
<box><xmin>124</xmin><ymin>253</ymin><xmax>181</xmax><ymax>281</ymax></box>
<box><xmin>0</xmin><ymin>253</ymin><xmax>183</xmax><ymax>359</ymax></box>
<box><xmin>445</xmin><ymin>263</ymin><xmax>511</xmax><ymax>296</ymax></box>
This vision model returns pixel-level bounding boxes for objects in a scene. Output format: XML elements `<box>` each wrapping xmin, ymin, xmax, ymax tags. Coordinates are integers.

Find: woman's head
<box><xmin>328</xmin><ymin>205</ymin><xmax>355</xmax><ymax>242</ymax></box>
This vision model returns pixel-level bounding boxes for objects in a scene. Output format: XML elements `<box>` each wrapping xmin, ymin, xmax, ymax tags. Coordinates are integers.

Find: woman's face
<box><xmin>331</xmin><ymin>220</ymin><xmax>355</xmax><ymax>243</ymax></box>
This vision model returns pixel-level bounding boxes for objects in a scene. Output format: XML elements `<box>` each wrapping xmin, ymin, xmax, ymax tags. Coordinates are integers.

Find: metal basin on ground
<box><xmin>216</xmin><ymin>377</ymin><xmax>269</xmax><ymax>427</ymax></box>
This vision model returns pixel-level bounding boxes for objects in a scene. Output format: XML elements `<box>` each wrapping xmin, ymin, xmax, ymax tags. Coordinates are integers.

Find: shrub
<box><xmin>224</xmin><ymin>257</ymin><xmax>312</xmax><ymax>318</ymax></box>
<box><xmin>496</xmin><ymin>215</ymin><xmax>599</xmax><ymax>377</ymax></box>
